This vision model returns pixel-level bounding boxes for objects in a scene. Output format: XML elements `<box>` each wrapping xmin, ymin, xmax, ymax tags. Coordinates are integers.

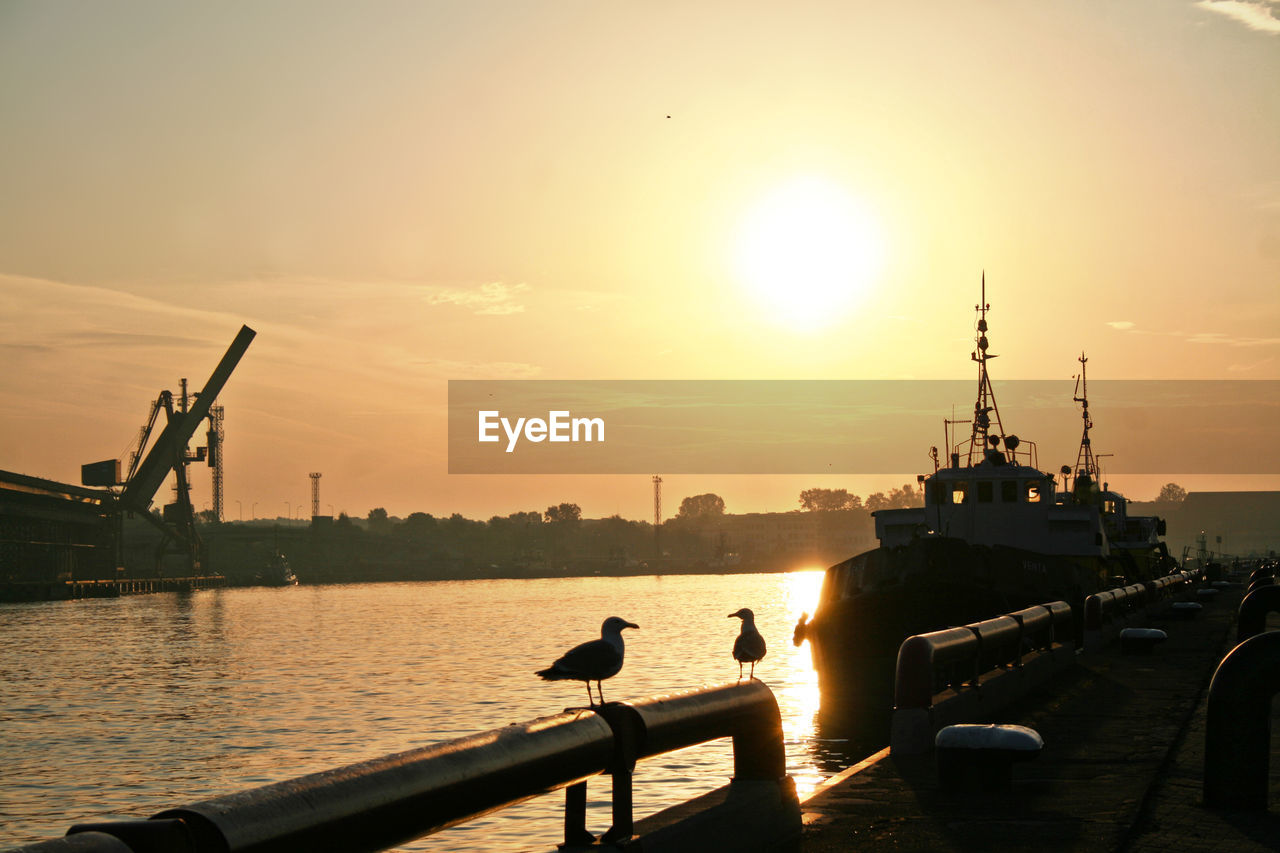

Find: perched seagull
<box><xmin>536</xmin><ymin>616</ymin><xmax>639</xmax><ymax>706</ymax></box>
<box><xmin>728</xmin><ymin>608</ymin><xmax>767</xmax><ymax>680</ymax></box>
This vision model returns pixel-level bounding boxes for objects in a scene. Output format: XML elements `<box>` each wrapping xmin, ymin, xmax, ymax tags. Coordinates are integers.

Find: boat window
<box><xmin>1025</xmin><ymin>481</ymin><xmax>1042</xmax><ymax>503</ymax></box>
<box><xmin>1001</xmin><ymin>480</ymin><xmax>1017</xmax><ymax>502</ymax></box>
<box><xmin>951</xmin><ymin>482</ymin><xmax>968</xmax><ymax>504</ymax></box>
<box><xmin>977</xmin><ymin>481</ymin><xmax>993</xmax><ymax>503</ymax></box>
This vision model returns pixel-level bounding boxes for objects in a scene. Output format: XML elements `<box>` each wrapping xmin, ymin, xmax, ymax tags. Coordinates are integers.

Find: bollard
<box><xmin>1204</xmin><ymin>631</ymin><xmax>1280</xmax><ymax>810</ymax></box>
<box><xmin>1119</xmin><ymin>628</ymin><xmax>1167</xmax><ymax>655</ymax></box>
<box><xmin>1170</xmin><ymin>601</ymin><xmax>1202</xmax><ymax>619</ymax></box>
<box><xmin>935</xmin><ymin>724</ymin><xmax>1042</xmax><ymax>792</ymax></box>
<box><xmin>1237</xmin><ymin>584</ymin><xmax>1280</xmax><ymax>643</ymax></box>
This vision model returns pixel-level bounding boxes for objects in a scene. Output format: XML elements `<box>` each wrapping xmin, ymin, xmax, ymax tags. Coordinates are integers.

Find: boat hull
<box><xmin>799</xmin><ymin>537</ymin><xmax>1111</xmax><ymax>714</ymax></box>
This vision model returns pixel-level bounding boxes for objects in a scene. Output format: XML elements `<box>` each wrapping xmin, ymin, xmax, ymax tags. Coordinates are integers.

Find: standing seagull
<box><xmin>728</xmin><ymin>608</ymin><xmax>767</xmax><ymax>680</ymax></box>
<box><xmin>536</xmin><ymin>616</ymin><xmax>639</xmax><ymax>706</ymax></box>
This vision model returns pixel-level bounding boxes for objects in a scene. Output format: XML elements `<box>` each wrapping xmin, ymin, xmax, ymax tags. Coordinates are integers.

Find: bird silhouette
<box><xmin>536</xmin><ymin>616</ymin><xmax>639</xmax><ymax>706</ymax></box>
<box><xmin>728</xmin><ymin>608</ymin><xmax>766</xmax><ymax>680</ymax></box>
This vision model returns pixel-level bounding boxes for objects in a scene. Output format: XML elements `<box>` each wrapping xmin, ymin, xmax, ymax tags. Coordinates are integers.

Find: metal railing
<box><xmin>6</xmin><ymin>680</ymin><xmax>794</xmax><ymax>853</ymax></box>
<box><xmin>894</xmin><ymin>601</ymin><xmax>1073</xmax><ymax>710</ymax></box>
<box><xmin>1204</xmin><ymin>630</ymin><xmax>1280</xmax><ymax>811</ymax></box>
<box><xmin>1081</xmin><ymin>570</ymin><xmax>1196</xmax><ymax>650</ymax></box>
<box><xmin>890</xmin><ymin>601</ymin><xmax>1075</xmax><ymax>754</ymax></box>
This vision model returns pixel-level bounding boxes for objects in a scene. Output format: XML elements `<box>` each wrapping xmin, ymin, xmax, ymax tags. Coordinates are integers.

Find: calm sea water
<box><xmin>0</xmin><ymin>572</ymin><xmax>867</xmax><ymax>851</ymax></box>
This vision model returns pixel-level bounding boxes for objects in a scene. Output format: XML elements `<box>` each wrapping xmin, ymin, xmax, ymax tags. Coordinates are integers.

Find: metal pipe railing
<box><xmin>7</xmin><ymin>682</ymin><xmax>792</xmax><ymax>853</ymax></box>
<box><xmin>894</xmin><ymin>601</ymin><xmax>1073</xmax><ymax>712</ymax></box>
<box><xmin>161</xmin><ymin>709</ymin><xmax>613</xmax><ymax>853</ymax></box>
<box><xmin>1204</xmin><ymin>631</ymin><xmax>1280</xmax><ymax>810</ymax></box>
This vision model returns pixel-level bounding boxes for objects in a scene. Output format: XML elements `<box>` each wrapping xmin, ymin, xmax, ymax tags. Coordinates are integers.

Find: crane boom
<box><xmin>120</xmin><ymin>325</ymin><xmax>256</xmax><ymax>513</ymax></box>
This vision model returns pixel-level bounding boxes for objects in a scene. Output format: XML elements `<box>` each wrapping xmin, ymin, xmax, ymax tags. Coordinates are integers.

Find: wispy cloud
<box><xmin>1195</xmin><ymin>1</ymin><xmax>1280</xmax><ymax>35</ymax></box>
<box><xmin>1106</xmin><ymin>319</ymin><xmax>1280</xmax><ymax>348</ymax></box>
<box><xmin>1187</xmin><ymin>331</ymin><xmax>1280</xmax><ymax>347</ymax></box>
<box><xmin>1228</xmin><ymin>356</ymin><xmax>1275</xmax><ymax>372</ymax></box>
<box><xmin>427</xmin><ymin>282</ymin><xmax>530</xmax><ymax>315</ymax></box>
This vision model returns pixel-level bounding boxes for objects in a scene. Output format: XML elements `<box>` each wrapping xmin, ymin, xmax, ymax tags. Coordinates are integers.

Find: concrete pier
<box><xmin>0</xmin><ymin>575</ymin><xmax>224</xmax><ymax>603</ymax></box>
<box><xmin>799</xmin><ymin>582</ymin><xmax>1280</xmax><ymax>853</ymax></box>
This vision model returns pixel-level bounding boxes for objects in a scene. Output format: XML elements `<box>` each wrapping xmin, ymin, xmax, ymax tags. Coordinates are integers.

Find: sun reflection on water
<box><xmin>772</xmin><ymin>568</ymin><xmax>827</xmax><ymax>798</ymax></box>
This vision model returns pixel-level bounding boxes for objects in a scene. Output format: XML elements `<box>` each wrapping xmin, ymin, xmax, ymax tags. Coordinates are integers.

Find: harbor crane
<box><xmin>88</xmin><ymin>326</ymin><xmax>256</xmax><ymax>575</ymax></box>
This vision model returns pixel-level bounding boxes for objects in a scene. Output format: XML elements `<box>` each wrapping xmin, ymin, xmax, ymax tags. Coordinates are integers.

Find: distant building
<box><xmin>1131</xmin><ymin>491</ymin><xmax>1280</xmax><ymax>560</ymax></box>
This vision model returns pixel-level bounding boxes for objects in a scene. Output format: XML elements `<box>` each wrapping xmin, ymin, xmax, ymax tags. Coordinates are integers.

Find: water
<box><xmin>0</xmin><ymin>572</ymin><xmax>865</xmax><ymax>850</ymax></box>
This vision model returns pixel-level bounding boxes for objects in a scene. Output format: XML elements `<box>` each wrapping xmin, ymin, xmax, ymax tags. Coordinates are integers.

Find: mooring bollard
<box><xmin>1170</xmin><ymin>601</ymin><xmax>1202</xmax><ymax>620</ymax></box>
<box><xmin>935</xmin><ymin>724</ymin><xmax>1043</xmax><ymax>792</ymax></box>
<box><xmin>1204</xmin><ymin>631</ymin><xmax>1280</xmax><ymax>811</ymax></box>
<box><xmin>1119</xmin><ymin>628</ymin><xmax>1167</xmax><ymax>655</ymax></box>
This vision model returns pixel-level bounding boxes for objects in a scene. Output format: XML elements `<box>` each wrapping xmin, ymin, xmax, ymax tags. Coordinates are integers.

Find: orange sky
<box><xmin>1</xmin><ymin>1</ymin><xmax>1278</xmax><ymax>521</ymax></box>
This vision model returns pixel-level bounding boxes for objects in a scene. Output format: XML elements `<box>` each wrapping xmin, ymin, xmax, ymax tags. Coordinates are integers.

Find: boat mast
<box><xmin>967</xmin><ymin>272</ymin><xmax>1005</xmax><ymax>466</ymax></box>
<box><xmin>1073</xmin><ymin>351</ymin><xmax>1098</xmax><ymax>485</ymax></box>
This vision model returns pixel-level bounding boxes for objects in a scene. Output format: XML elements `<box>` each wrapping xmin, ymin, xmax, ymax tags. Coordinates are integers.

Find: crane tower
<box><xmin>309</xmin><ymin>472</ymin><xmax>322</xmax><ymax>519</ymax></box>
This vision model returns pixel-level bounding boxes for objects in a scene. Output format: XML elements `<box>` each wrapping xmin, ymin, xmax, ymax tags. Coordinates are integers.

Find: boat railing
<box><xmin>7</xmin><ymin>680</ymin><xmax>798</xmax><ymax>853</ymax></box>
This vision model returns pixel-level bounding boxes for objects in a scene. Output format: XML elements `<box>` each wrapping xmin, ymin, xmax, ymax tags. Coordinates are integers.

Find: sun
<box><xmin>733</xmin><ymin>177</ymin><xmax>885</xmax><ymax>330</ymax></box>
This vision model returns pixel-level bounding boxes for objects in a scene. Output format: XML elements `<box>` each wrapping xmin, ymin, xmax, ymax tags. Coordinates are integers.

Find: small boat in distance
<box><xmin>795</xmin><ymin>276</ymin><xmax>1172</xmax><ymax>713</ymax></box>
<box><xmin>256</xmin><ymin>550</ymin><xmax>298</xmax><ymax>586</ymax></box>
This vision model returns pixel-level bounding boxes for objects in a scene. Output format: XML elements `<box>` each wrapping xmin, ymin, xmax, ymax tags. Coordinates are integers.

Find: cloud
<box><xmin>1187</xmin><ymin>331</ymin><xmax>1280</xmax><ymax>347</ymax></box>
<box><xmin>1101</xmin><ymin>315</ymin><xmax>1280</xmax><ymax>349</ymax></box>
<box><xmin>1195</xmin><ymin>1</ymin><xmax>1280</xmax><ymax>35</ymax></box>
<box><xmin>427</xmin><ymin>282</ymin><xmax>529</xmax><ymax>315</ymax></box>
<box><xmin>1228</xmin><ymin>357</ymin><xmax>1275</xmax><ymax>372</ymax></box>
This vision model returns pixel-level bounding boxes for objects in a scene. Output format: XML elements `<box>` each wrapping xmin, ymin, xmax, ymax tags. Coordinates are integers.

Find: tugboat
<box><xmin>794</xmin><ymin>277</ymin><xmax>1170</xmax><ymax>711</ymax></box>
<box><xmin>256</xmin><ymin>550</ymin><xmax>298</xmax><ymax>586</ymax></box>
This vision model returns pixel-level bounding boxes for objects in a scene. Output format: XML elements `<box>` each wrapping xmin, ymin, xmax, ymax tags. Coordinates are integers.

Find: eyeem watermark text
<box><xmin>478</xmin><ymin>410</ymin><xmax>605</xmax><ymax>453</ymax></box>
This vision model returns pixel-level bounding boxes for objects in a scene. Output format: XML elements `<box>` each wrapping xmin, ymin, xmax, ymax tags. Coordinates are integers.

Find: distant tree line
<box><xmin>798</xmin><ymin>485</ymin><xmax>922</xmax><ymax>512</ymax></box>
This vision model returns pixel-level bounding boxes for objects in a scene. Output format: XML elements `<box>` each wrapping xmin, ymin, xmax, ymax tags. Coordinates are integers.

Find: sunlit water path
<box><xmin>1</xmin><ymin>572</ymin><xmax>863</xmax><ymax>850</ymax></box>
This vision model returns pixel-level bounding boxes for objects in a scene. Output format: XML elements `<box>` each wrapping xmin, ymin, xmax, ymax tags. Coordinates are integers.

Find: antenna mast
<box><xmin>1073</xmin><ymin>352</ymin><xmax>1098</xmax><ymax>481</ymax></box>
<box><xmin>968</xmin><ymin>272</ymin><xmax>1005</xmax><ymax>465</ymax></box>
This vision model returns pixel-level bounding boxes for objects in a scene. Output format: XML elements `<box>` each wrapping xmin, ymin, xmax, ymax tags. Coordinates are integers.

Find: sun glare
<box><xmin>733</xmin><ymin>177</ymin><xmax>885</xmax><ymax>331</ymax></box>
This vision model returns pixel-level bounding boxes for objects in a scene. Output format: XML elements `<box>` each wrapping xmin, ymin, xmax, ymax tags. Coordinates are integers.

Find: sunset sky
<box><xmin>2</xmin><ymin>1</ymin><xmax>1278</xmax><ymax>521</ymax></box>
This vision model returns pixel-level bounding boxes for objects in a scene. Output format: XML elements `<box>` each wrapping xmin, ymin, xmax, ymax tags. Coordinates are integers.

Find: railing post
<box><xmin>560</xmin><ymin>781</ymin><xmax>593</xmax><ymax>848</ymax></box>
<box><xmin>596</xmin><ymin>702</ymin><xmax>644</xmax><ymax>844</ymax></box>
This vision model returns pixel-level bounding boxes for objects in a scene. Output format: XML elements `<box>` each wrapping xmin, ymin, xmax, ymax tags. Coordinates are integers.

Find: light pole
<box><xmin>236</xmin><ymin>500</ymin><xmax>242</xmax><ymax>522</ymax></box>
<box><xmin>285</xmin><ymin>500</ymin><xmax>291</xmax><ymax>520</ymax></box>
<box><xmin>252</xmin><ymin>502</ymin><xmax>258</xmax><ymax>520</ymax></box>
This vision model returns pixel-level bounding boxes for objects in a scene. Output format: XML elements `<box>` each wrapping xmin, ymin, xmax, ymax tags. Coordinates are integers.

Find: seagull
<box><xmin>536</xmin><ymin>616</ymin><xmax>639</xmax><ymax>706</ymax></box>
<box><xmin>728</xmin><ymin>608</ymin><xmax>766</xmax><ymax>680</ymax></box>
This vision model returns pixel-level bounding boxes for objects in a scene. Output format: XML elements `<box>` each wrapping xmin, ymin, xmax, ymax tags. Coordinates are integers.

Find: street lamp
<box><xmin>252</xmin><ymin>502</ymin><xmax>257</xmax><ymax>520</ymax></box>
<box><xmin>236</xmin><ymin>500</ymin><xmax>242</xmax><ymax>521</ymax></box>
<box><xmin>285</xmin><ymin>500</ymin><xmax>291</xmax><ymax>520</ymax></box>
